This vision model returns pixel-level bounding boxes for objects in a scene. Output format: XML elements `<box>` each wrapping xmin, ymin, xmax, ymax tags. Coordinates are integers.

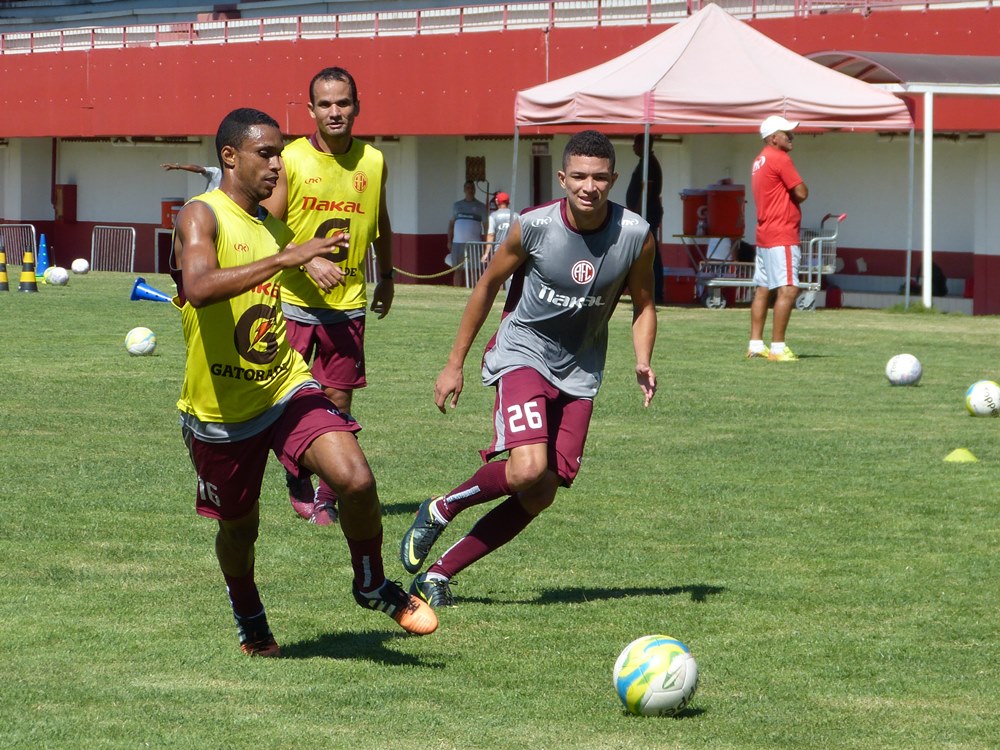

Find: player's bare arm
<box><xmin>434</xmin><ymin>222</ymin><xmax>527</xmax><ymax>413</ymax></box>
<box><xmin>175</xmin><ymin>200</ymin><xmax>348</xmax><ymax>307</ymax></box>
<box><xmin>627</xmin><ymin>232</ymin><xmax>658</xmax><ymax>407</ymax></box>
<box><xmin>791</xmin><ymin>182</ymin><xmax>808</xmax><ymax>204</ymax></box>
<box><xmin>370</xmin><ymin>162</ymin><xmax>395</xmax><ymax>319</ymax></box>
<box><xmin>286</xmin><ymin>241</ymin><xmax>348</xmax><ymax>293</ymax></box>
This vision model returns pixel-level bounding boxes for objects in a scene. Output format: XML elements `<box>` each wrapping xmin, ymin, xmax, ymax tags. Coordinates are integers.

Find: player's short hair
<box><xmin>309</xmin><ymin>67</ymin><xmax>359</xmax><ymax>105</ymax></box>
<box><xmin>215</xmin><ymin>108</ymin><xmax>280</xmax><ymax>164</ymax></box>
<box><xmin>563</xmin><ymin>130</ymin><xmax>616</xmax><ymax>171</ymax></box>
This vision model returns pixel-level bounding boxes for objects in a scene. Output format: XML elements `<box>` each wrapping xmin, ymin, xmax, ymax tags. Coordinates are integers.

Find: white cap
<box><xmin>760</xmin><ymin>115</ymin><xmax>799</xmax><ymax>140</ymax></box>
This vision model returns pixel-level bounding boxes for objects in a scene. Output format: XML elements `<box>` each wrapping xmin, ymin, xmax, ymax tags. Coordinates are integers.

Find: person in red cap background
<box><xmin>482</xmin><ymin>191</ymin><xmax>515</xmax><ymax>265</ymax></box>
<box><xmin>748</xmin><ymin>115</ymin><xmax>808</xmax><ymax>362</ymax></box>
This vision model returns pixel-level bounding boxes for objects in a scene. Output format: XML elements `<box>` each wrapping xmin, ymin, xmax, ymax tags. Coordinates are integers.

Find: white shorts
<box><xmin>753</xmin><ymin>244</ymin><xmax>800</xmax><ymax>290</ymax></box>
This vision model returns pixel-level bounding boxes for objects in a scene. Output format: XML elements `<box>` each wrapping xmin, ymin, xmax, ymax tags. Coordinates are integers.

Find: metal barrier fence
<box><xmin>364</xmin><ymin>245</ymin><xmax>378</xmax><ymax>283</ymax></box>
<box><xmin>2</xmin><ymin>1</ymin><xmax>987</xmax><ymax>54</ymax></box>
<box><xmin>90</xmin><ymin>226</ymin><xmax>136</xmax><ymax>272</ymax></box>
<box><xmin>0</xmin><ymin>223</ymin><xmax>37</xmax><ymax>265</ymax></box>
<box><xmin>458</xmin><ymin>241</ymin><xmax>495</xmax><ymax>288</ymax></box>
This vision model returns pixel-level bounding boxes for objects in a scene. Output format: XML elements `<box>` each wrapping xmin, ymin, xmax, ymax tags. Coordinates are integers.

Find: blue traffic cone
<box><xmin>130</xmin><ymin>277</ymin><xmax>173</xmax><ymax>303</ymax></box>
<box><xmin>35</xmin><ymin>234</ymin><xmax>50</xmax><ymax>281</ymax></box>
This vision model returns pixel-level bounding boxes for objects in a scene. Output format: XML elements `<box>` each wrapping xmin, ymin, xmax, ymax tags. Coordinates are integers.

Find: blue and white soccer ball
<box><xmin>885</xmin><ymin>353</ymin><xmax>922</xmax><ymax>386</ymax></box>
<box><xmin>965</xmin><ymin>380</ymin><xmax>1000</xmax><ymax>417</ymax></box>
<box><xmin>125</xmin><ymin>326</ymin><xmax>157</xmax><ymax>356</ymax></box>
<box><xmin>613</xmin><ymin>635</ymin><xmax>698</xmax><ymax>717</ymax></box>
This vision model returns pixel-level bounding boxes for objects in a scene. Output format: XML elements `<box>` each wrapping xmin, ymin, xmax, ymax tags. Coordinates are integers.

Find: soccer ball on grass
<box><xmin>965</xmin><ymin>380</ymin><xmax>1000</xmax><ymax>417</ymax></box>
<box><xmin>885</xmin><ymin>353</ymin><xmax>922</xmax><ymax>386</ymax></box>
<box><xmin>71</xmin><ymin>258</ymin><xmax>90</xmax><ymax>274</ymax></box>
<box><xmin>125</xmin><ymin>326</ymin><xmax>157</xmax><ymax>356</ymax></box>
<box><xmin>46</xmin><ymin>266</ymin><xmax>70</xmax><ymax>286</ymax></box>
<box><xmin>613</xmin><ymin>635</ymin><xmax>698</xmax><ymax>717</ymax></box>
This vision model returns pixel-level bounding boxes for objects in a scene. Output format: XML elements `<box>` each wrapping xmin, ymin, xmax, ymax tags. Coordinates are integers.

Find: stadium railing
<box><xmin>0</xmin><ymin>1</ymin><xmax>990</xmax><ymax>55</ymax></box>
<box><xmin>91</xmin><ymin>226</ymin><xmax>136</xmax><ymax>273</ymax></box>
<box><xmin>0</xmin><ymin>223</ymin><xmax>37</xmax><ymax>265</ymax></box>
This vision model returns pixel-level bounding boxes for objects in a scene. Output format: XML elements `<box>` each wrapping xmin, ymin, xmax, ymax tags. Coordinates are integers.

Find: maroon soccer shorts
<box><xmin>285</xmin><ymin>317</ymin><xmax>367</xmax><ymax>391</ymax></box>
<box><xmin>480</xmin><ymin>366</ymin><xmax>594</xmax><ymax>485</ymax></box>
<box><xmin>184</xmin><ymin>387</ymin><xmax>360</xmax><ymax>521</ymax></box>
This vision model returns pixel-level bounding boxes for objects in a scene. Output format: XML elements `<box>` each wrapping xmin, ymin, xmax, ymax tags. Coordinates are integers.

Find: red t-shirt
<box><xmin>751</xmin><ymin>145</ymin><xmax>803</xmax><ymax>247</ymax></box>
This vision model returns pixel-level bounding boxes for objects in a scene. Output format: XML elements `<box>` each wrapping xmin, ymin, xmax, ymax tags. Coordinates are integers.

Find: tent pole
<box><xmin>640</xmin><ymin>124</ymin><xmax>650</xmax><ymax>222</ymax></box>
<box><xmin>904</xmin><ymin>127</ymin><xmax>914</xmax><ymax>309</ymax></box>
<box><xmin>511</xmin><ymin>126</ymin><xmax>520</xmax><ymax>212</ymax></box>
<box><xmin>922</xmin><ymin>92</ymin><xmax>934</xmax><ymax>309</ymax></box>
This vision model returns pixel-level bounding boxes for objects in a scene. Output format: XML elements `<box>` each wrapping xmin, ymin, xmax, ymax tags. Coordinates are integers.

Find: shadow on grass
<box><xmin>462</xmin><ymin>583</ymin><xmax>725</xmax><ymax>606</ymax></box>
<box><xmin>281</xmin><ymin>629</ymin><xmax>445</xmax><ymax>667</ymax></box>
<box><xmin>381</xmin><ymin>501</ymin><xmax>419</xmax><ymax>516</ymax></box>
<box><xmin>619</xmin><ymin>706</ymin><xmax>707</xmax><ymax>720</ymax></box>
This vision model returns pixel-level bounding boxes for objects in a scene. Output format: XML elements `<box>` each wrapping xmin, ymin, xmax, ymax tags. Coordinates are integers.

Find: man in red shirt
<box><xmin>748</xmin><ymin>115</ymin><xmax>808</xmax><ymax>362</ymax></box>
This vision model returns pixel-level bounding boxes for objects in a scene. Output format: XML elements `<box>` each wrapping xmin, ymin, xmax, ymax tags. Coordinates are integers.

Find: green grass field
<box><xmin>1</xmin><ymin>271</ymin><xmax>997</xmax><ymax>749</ymax></box>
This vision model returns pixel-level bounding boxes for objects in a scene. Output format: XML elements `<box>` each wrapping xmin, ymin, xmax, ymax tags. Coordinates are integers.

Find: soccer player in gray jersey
<box><xmin>400</xmin><ymin>130</ymin><xmax>658</xmax><ymax>608</ymax></box>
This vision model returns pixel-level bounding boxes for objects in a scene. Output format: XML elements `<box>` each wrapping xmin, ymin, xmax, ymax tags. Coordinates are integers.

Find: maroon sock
<box><xmin>429</xmin><ymin>495</ymin><xmax>535</xmax><ymax>579</ymax></box>
<box><xmin>224</xmin><ymin>569</ymin><xmax>263</xmax><ymax>618</ymax></box>
<box><xmin>438</xmin><ymin>460</ymin><xmax>512</xmax><ymax>522</ymax></box>
<box><xmin>347</xmin><ymin>529</ymin><xmax>385</xmax><ymax>593</ymax></box>
<box><xmin>315</xmin><ymin>480</ymin><xmax>338</xmax><ymax>506</ymax></box>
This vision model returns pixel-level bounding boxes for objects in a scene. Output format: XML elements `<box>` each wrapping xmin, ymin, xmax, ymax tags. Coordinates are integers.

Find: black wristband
<box><xmin>380</xmin><ymin>270</ymin><xmax>395</xmax><ymax>280</ymax></box>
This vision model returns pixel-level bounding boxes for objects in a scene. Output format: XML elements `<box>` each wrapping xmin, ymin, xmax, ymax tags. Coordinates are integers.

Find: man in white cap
<box><xmin>747</xmin><ymin>115</ymin><xmax>808</xmax><ymax>362</ymax></box>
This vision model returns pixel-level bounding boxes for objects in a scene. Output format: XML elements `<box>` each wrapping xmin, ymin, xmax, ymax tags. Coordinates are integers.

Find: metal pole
<box><xmin>511</xmin><ymin>127</ymin><xmax>520</xmax><ymax>211</ymax></box>
<box><xmin>904</xmin><ymin>127</ymin><xmax>914</xmax><ymax>309</ymax></box>
<box><xmin>922</xmin><ymin>92</ymin><xmax>934</xmax><ymax>309</ymax></box>
<box><xmin>640</xmin><ymin>124</ymin><xmax>651</xmax><ymax>222</ymax></box>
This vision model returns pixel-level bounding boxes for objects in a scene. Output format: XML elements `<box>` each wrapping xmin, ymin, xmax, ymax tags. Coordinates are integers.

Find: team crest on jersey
<box><xmin>353</xmin><ymin>171</ymin><xmax>368</xmax><ymax>193</ymax></box>
<box><xmin>571</xmin><ymin>260</ymin><xmax>596</xmax><ymax>285</ymax></box>
<box><xmin>753</xmin><ymin>155</ymin><xmax>766</xmax><ymax>173</ymax></box>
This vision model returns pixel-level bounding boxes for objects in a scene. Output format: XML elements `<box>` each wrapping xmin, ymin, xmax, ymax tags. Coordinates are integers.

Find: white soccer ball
<box><xmin>47</xmin><ymin>266</ymin><xmax>69</xmax><ymax>286</ymax></box>
<box><xmin>885</xmin><ymin>353</ymin><xmax>922</xmax><ymax>386</ymax></box>
<box><xmin>613</xmin><ymin>635</ymin><xmax>698</xmax><ymax>717</ymax></box>
<box><xmin>965</xmin><ymin>380</ymin><xmax>1000</xmax><ymax>417</ymax></box>
<box><xmin>71</xmin><ymin>258</ymin><xmax>90</xmax><ymax>274</ymax></box>
<box><xmin>125</xmin><ymin>326</ymin><xmax>157</xmax><ymax>356</ymax></box>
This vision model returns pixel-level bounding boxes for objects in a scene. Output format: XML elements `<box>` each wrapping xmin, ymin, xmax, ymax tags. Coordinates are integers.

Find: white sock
<box><xmin>748</xmin><ymin>339</ymin><xmax>766</xmax><ymax>353</ymax></box>
<box><xmin>424</xmin><ymin>572</ymin><xmax>448</xmax><ymax>582</ymax></box>
<box><xmin>770</xmin><ymin>342</ymin><xmax>785</xmax><ymax>354</ymax></box>
<box><xmin>428</xmin><ymin>498</ymin><xmax>449</xmax><ymax>525</ymax></box>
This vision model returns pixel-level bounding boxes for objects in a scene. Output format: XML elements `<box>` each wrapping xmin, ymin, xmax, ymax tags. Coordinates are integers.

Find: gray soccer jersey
<box><xmin>482</xmin><ymin>199</ymin><xmax>649</xmax><ymax>398</ymax></box>
<box><xmin>488</xmin><ymin>207</ymin><xmax>514</xmax><ymax>245</ymax></box>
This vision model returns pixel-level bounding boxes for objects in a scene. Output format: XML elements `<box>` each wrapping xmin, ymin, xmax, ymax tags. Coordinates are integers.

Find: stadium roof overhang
<box><xmin>808</xmin><ymin>51</ymin><xmax>1000</xmax><ymax>308</ymax></box>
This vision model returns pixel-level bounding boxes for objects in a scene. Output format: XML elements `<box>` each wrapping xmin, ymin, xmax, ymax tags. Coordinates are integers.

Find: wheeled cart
<box><xmin>694</xmin><ymin>213</ymin><xmax>846</xmax><ymax>309</ymax></box>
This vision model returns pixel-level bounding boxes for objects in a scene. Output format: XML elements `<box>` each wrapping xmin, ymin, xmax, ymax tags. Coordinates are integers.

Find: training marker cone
<box><xmin>130</xmin><ymin>277</ymin><xmax>173</xmax><ymax>303</ymax></box>
<box><xmin>944</xmin><ymin>448</ymin><xmax>977</xmax><ymax>463</ymax></box>
<box><xmin>35</xmin><ymin>234</ymin><xmax>49</xmax><ymax>281</ymax></box>
<box><xmin>0</xmin><ymin>238</ymin><xmax>9</xmax><ymax>292</ymax></box>
<box><xmin>18</xmin><ymin>246</ymin><xmax>38</xmax><ymax>292</ymax></box>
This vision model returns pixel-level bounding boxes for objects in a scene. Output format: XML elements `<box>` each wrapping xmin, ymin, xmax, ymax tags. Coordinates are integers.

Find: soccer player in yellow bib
<box><xmin>263</xmin><ymin>67</ymin><xmax>394</xmax><ymax>526</ymax></box>
<box><xmin>172</xmin><ymin>108</ymin><xmax>436</xmax><ymax>656</ymax></box>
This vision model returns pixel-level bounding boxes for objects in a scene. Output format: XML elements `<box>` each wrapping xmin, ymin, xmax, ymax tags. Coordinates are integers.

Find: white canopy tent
<box><xmin>808</xmin><ymin>51</ymin><xmax>1000</xmax><ymax>309</ymax></box>
<box><xmin>511</xmin><ymin>4</ymin><xmax>912</xmax><ymax>246</ymax></box>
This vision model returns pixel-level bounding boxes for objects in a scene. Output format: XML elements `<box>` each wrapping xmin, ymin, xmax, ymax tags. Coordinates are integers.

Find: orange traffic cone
<box><xmin>0</xmin><ymin>239</ymin><xmax>9</xmax><ymax>292</ymax></box>
<box><xmin>18</xmin><ymin>246</ymin><xmax>38</xmax><ymax>292</ymax></box>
